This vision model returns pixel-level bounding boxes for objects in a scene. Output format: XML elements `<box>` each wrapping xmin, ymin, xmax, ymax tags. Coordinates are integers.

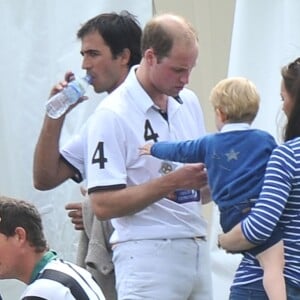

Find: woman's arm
<box><xmin>218</xmin><ymin>223</ymin><xmax>256</xmax><ymax>252</ymax></box>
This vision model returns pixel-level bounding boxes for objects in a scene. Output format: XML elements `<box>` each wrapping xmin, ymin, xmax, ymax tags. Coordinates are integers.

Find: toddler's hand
<box><xmin>139</xmin><ymin>143</ymin><xmax>153</xmax><ymax>155</ymax></box>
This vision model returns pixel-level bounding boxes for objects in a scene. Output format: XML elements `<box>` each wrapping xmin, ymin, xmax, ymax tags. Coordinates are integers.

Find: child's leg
<box><xmin>256</xmin><ymin>240</ymin><xmax>286</xmax><ymax>300</ymax></box>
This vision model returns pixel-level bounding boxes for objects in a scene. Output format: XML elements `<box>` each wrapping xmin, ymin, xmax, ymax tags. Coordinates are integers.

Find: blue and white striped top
<box><xmin>234</xmin><ymin>137</ymin><xmax>300</xmax><ymax>288</ymax></box>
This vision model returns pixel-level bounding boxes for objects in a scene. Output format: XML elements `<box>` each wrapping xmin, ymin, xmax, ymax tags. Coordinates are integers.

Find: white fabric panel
<box><xmin>0</xmin><ymin>1</ymin><xmax>151</xmax><ymax>298</ymax></box>
<box><xmin>210</xmin><ymin>1</ymin><xmax>300</xmax><ymax>299</ymax></box>
<box><xmin>228</xmin><ymin>0</ymin><xmax>300</xmax><ymax>138</ymax></box>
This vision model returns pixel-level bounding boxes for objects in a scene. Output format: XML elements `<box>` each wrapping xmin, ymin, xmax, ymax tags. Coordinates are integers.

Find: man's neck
<box><xmin>135</xmin><ymin>62</ymin><xmax>168</xmax><ymax>110</ymax></box>
<box><xmin>107</xmin><ymin>67</ymin><xmax>130</xmax><ymax>94</ymax></box>
<box><xmin>27</xmin><ymin>250</ymin><xmax>57</xmax><ymax>285</ymax></box>
<box><xmin>20</xmin><ymin>250</ymin><xmax>46</xmax><ymax>284</ymax></box>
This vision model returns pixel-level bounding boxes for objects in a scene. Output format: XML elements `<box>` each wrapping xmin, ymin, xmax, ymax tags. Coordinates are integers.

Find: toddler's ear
<box><xmin>215</xmin><ymin>107</ymin><xmax>227</xmax><ymax>122</ymax></box>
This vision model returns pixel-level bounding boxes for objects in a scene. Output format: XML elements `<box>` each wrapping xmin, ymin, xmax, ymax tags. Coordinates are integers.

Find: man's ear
<box><xmin>144</xmin><ymin>48</ymin><xmax>156</xmax><ymax>65</ymax></box>
<box><xmin>120</xmin><ymin>48</ymin><xmax>131</xmax><ymax>66</ymax></box>
<box><xmin>14</xmin><ymin>227</ymin><xmax>27</xmax><ymax>243</ymax></box>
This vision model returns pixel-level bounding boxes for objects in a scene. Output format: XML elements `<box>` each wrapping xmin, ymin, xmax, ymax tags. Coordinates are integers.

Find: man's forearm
<box><xmin>90</xmin><ymin>163</ymin><xmax>208</xmax><ymax>220</ymax></box>
<box><xmin>33</xmin><ymin>115</ymin><xmax>71</xmax><ymax>190</ymax></box>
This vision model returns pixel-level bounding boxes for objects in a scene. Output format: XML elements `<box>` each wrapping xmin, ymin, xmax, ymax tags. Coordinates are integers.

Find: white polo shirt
<box><xmin>61</xmin><ymin>66</ymin><xmax>207</xmax><ymax>243</ymax></box>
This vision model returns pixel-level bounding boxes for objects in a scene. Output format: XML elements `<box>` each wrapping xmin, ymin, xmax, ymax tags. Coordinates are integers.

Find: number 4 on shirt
<box><xmin>92</xmin><ymin>142</ymin><xmax>107</xmax><ymax>169</ymax></box>
<box><xmin>144</xmin><ymin>119</ymin><xmax>159</xmax><ymax>142</ymax></box>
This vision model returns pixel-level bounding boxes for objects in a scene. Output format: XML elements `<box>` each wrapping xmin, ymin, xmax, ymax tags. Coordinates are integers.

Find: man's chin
<box><xmin>174</xmin><ymin>87</ymin><xmax>184</xmax><ymax>95</ymax></box>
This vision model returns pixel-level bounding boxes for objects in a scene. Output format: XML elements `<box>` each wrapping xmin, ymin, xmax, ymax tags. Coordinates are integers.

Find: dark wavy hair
<box><xmin>0</xmin><ymin>196</ymin><xmax>47</xmax><ymax>253</ymax></box>
<box><xmin>77</xmin><ymin>11</ymin><xmax>142</xmax><ymax>68</ymax></box>
<box><xmin>281</xmin><ymin>57</ymin><xmax>300</xmax><ymax>141</ymax></box>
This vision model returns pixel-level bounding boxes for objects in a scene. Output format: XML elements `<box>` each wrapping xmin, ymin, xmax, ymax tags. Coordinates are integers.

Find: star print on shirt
<box><xmin>225</xmin><ymin>149</ymin><xmax>239</xmax><ymax>161</ymax></box>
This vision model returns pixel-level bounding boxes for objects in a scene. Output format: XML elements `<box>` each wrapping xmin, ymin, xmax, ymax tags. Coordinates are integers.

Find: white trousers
<box><xmin>112</xmin><ymin>238</ymin><xmax>213</xmax><ymax>300</ymax></box>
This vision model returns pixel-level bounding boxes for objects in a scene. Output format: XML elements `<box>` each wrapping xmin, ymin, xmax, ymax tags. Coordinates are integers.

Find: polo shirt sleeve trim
<box><xmin>88</xmin><ymin>184</ymin><xmax>126</xmax><ymax>195</ymax></box>
<box><xmin>60</xmin><ymin>154</ymin><xmax>83</xmax><ymax>183</ymax></box>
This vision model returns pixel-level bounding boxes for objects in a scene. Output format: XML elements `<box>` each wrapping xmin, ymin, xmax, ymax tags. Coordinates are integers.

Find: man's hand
<box><xmin>65</xmin><ymin>202</ymin><xmax>84</xmax><ymax>230</ymax></box>
<box><xmin>48</xmin><ymin>71</ymin><xmax>88</xmax><ymax>115</ymax></box>
<box><xmin>175</xmin><ymin>163</ymin><xmax>208</xmax><ymax>190</ymax></box>
<box><xmin>49</xmin><ymin>71</ymin><xmax>74</xmax><ymax>98</ymax></box>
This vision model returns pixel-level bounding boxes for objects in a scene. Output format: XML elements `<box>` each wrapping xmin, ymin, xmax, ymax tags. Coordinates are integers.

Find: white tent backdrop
<box><xmin>0</xmin><ymin>1</ymin><xmax>152</xmax><ymax>298</ymax></box>
<box><xmin>228</xmin><ymin>0</ymin><xmax>300</xmax><ymax>138</ymax></box>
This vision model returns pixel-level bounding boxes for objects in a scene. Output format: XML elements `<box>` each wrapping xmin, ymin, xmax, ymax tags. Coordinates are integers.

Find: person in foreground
<box><xmin>0</xmin><ymin>196</ymin><xmax>105</xmax><ymax>300</ymax></box>
<box><xmin>36</xmin><ymin>13</ymin><xmax>213</xmax><ymax>299</ymax></box>
<box><xmin>218</xmin><ymin>57</ymin><xmax>300</xmax><ymax>299</ymax></box>
<box><xmin>34</xmin><ymin>11</ymin><xmax>142</xmax><ymax>300</ymax></box>
<box><xmin>140</xmin><ymin>77</ymin><xmax>285</xmax><ymax>300</ymax></box>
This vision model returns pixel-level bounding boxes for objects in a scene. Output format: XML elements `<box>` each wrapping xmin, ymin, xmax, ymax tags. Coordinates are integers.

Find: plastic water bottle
<box><xmin>46</xmin><ymin>74</ymin><xmax>92</xmax><ymax>119</ymax></box>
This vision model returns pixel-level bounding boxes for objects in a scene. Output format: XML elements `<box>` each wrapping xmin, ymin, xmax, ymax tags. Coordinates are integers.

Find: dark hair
<box><xmin>0</xmin><ymin>197</ymin><xmax>47</xmax><ymax>253</ymax></box>
<box><xmin>77</xmin><ymin>11</ymin><xmax>142</xmax><ymax>68</ymax></box>
<box><xmin>281</xmin><ymin>57</ymin><xmax>300</xmax><ymax>141</ymax></box>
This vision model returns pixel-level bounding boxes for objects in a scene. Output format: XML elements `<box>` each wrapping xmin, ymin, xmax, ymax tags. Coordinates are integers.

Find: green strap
<box><xmin>29</xmin><ymin>250</ymin><xmax>57</xmax><ymax>284</ymax></box>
